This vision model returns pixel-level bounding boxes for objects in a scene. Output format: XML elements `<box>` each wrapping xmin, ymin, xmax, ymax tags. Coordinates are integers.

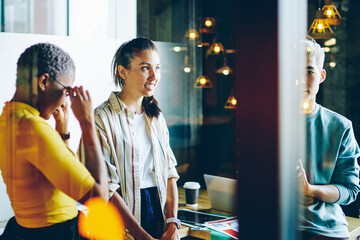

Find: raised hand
<box><xmin>69</xmin><ymin>86</ymin><xmax>94</xmax><ymax>126</ymax></box>
<box><xmin>53</xmin><ymin>101</ymin><xmax>70</xmax><ymax>134</ymax></box>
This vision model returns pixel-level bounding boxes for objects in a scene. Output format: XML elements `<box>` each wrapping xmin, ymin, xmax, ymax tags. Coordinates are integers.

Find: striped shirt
<box><xmin>79</xmin><ymin>92</ymin><xmax>179</xmax><ymax>222</ymax></box>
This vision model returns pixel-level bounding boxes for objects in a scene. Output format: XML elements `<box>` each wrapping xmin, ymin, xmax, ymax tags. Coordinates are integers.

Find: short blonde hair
<box><xmin>302</xmin><ymin>37</ymin><xmax>325</xmax><ymax>71</ymax></box>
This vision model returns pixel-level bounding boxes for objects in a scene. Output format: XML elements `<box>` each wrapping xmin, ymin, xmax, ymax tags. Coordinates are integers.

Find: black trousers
<box><xmin>0</xmin><ymin>213</ymin><xmax>88</xmax><ymax>240</ymax></box>
<box><xmin>140</xmin><ymin>187</ymin><xmax>164</xmax><ymax>239</ymax></box>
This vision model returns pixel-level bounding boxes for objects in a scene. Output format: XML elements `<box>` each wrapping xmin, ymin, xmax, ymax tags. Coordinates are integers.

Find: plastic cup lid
<box><xmin>183</xmin><ymin>181</ymin><xmax>200</xmax><ymax>189</ymax></box>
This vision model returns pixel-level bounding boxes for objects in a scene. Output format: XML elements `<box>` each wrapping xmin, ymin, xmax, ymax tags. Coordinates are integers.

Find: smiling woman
<box><xmin>79</xmin><ymin>37</ymin><xmax>180</xmax><ymax>240</ymax></box>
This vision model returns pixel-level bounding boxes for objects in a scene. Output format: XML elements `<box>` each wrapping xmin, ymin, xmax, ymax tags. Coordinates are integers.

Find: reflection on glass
<box><xmin>3</xmin><ymin>0</ymin><xmax>67</xmax><ymax>35</ymax></box>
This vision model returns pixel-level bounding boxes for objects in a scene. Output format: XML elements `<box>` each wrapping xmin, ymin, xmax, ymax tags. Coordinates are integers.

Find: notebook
<box><xmin>204</xmin><ymin>174</ymin><xmax>237</xmax><ymax>213</ymax></box>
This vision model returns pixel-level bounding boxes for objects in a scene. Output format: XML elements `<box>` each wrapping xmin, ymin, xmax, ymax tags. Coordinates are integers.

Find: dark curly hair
<box><xmin>16</xmin><ymin>43</ymin><xmax>75</xmax><ymax>86</ymax></box>
<box><xmin>112</xmin><ymin>37</ymin><xmax>161</xmax><ymax>118</ymax></box>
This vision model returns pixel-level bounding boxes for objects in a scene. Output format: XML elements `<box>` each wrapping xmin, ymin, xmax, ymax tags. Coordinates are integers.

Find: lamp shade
<box><xmin>185</xmin><ymin>29</ymin><xmax>200</xmax><ymax>40</ymax></box>
<box><xmin>206</xmin><ymin>41</ymin><xmax>225</xmax><ymax>57</ymax></box>
<box><xmin>224</xmin><ymin>96</ymin><xmax>237</xmax><ymax>109</ymax></box>
<box><xmin>322</xmin><ymin>0</ymin><xmax>342</xmax><ymax>25</ymax></box>
<box><xmin>308</xmin><ymin>9</ymin><xmax>334</xmax><ymax>39</ymax></box>
<box><xmin>194</xmin><ymin>75</ymin><xmax>213</xmax><ymax>88</ymax></box>
<box><xmin>216</xmin><ymin>58</ymin><xmax>233</xmax><ymax>75</ymax></box>
<box><xmin>200</xmin><ymin>17</ymin><xmax>216</xmax><ymax>34</ymax></box>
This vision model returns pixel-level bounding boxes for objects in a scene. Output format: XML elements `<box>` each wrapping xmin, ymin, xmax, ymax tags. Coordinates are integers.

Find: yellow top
<box><xmin>0</xmin><ymin>102</ymin><xmax>95</xmax><ymax>228</ymax></box>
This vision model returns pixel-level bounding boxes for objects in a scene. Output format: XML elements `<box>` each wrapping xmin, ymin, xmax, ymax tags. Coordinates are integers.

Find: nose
<box><xmin>148</xmin><ymin>67</ymin><xmax>156</xmax><ymax>80</ymax></box>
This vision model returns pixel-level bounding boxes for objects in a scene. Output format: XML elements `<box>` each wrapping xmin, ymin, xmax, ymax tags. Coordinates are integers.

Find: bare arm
<box><xmin>160</xmin><ymin>177</ymin><xmax>179</xmax><ymax>240</ymax></box>
<box><xmin>70</xmin><ymin>86</ymin><xmax>108</xmax><ymax>202</ymax></box>
<box><xmin>110</xmin><ymin>191</ymin><xmax>155</xmax><ymax>240</ymax></box>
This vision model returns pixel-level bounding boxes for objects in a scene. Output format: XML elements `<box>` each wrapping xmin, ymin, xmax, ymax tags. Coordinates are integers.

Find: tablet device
<box><xmin>178</xmin><ymin>209</ymin><xmax>228</xmax><ymax>228</ymax></box>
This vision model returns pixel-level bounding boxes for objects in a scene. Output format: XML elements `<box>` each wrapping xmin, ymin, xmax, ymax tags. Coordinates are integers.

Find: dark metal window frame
<box><xmin>1</xmin><ymin>0</ymin><xmax>4</xmax><ymax>32</ymax></box>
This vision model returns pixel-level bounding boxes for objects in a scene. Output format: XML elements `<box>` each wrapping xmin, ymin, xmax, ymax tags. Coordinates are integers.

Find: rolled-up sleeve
<box><xmin>162</xmin><ymin>117</ymin><xmax>179</xmax><ymax>181</ymax></box>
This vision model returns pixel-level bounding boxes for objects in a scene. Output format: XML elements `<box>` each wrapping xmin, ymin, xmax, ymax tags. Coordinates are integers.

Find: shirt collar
<box><xmin>108</xmin><ymin>91</ymin><xmax>153</xmax><ymax>123</ymax></box>
<box><xmin>109</xmin><ymin>91</ymin><xmax>126</xmax><ymax>114</ymax></box>
<box><xmin>4</xmin><ymin>101</ymin><xmax>40</xmax><ymax>117</ymax></box>
<box><xmin>306</xmin><ymin>103</ymin><xmax>320</xmax><ymax>120</ymax></box>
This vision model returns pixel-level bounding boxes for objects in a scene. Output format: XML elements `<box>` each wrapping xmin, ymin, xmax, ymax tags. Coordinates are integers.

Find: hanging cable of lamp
<box><xmin>216</xmin><ymin>57</ymin><xmax>233</xmax><ymax>75</ymax></box>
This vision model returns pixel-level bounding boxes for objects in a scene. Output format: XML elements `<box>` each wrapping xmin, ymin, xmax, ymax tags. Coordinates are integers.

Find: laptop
<box><xmin>204</xmin><ymin>174</ymin><xmax>237</xmax><ymax>213</ymax></box>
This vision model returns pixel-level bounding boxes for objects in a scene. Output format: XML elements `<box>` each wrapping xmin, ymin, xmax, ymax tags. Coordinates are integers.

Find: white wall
<box><xmin>0</xmin><ymin>0</ymin><xmax>136</xmax><ymax>222</ymax></box>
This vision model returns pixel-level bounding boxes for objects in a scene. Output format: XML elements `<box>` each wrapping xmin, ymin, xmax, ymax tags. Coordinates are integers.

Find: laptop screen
<box><xmin>204</xmin><ymin>174</ymin><xmax>237</xmax><ymax>213</ymax></box>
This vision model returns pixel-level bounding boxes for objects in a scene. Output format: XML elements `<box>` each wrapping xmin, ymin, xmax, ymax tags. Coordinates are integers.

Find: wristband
<box><xmin>60</xmin><ymin>132</ymin><xmax>70</xmax><ymax>140</ymax></box>
<box><xmin>166</xmin><ymin>217</ymin><xmax>181</xmax><ymax>229</ymax></box>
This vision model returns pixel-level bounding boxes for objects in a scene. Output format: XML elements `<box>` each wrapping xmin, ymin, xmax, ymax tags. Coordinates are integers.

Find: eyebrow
<box><xmin>138</xmin><ymin>62</ymin><xmax>161</xmax><ymax>66</ymax></box>
<box><xmin>306</xmin><ymin>66</ymin><xmax>315</xmax><ymax>70</ymax></box>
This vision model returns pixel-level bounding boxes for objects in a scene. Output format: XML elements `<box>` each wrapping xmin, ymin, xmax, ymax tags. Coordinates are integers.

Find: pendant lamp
<box><xmin>216</xmin><ymin>57</ymin><xmax>233</xmax><ymax>75</ymax></box>
<box><xmin>322</xmin><ymin>0</ymin><xmax>342</xmax><ymax>25</ymax></box>
<box><xmin>224</xmin><ymin>95</ymin><xmax>237</xmax><ymax>109</ymax></box>
<box><xmin>194</xmin><ymin>75</ymin><xmax>213</xmax><ymax>88</ymax></box>
<box><xmin>308</xmin><ymin>9</ymin><xmax>334</xmax><ymax>39</ymax></box>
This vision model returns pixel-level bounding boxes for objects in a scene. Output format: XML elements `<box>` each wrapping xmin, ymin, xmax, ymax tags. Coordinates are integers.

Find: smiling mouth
<box><xmin>145</xmin><ymin>84</ymin><xmax>155</xmax><ymax>90</ymax></box>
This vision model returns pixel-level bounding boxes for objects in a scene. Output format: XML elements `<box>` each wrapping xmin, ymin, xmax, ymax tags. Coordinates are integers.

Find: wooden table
<box><xmin>177</xmin><ymin>187</ymin><xmax>360</xmax><ymax>240</ymax></box>
<box><xmin>347</xmin><ymin>216</ymin><xmax>360</xmax><ymax>240</ymax></box>
<box><xmin>178</xmin><ymin>187</ymin><xmax>230</xmax><ymax>240</ymax></box>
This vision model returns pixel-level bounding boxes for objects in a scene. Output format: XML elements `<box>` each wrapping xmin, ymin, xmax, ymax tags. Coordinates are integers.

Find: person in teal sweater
<box><xmin>297</xmin><ymin>37</ymin><xmax>360</xmax><ymax>240</ymax></box>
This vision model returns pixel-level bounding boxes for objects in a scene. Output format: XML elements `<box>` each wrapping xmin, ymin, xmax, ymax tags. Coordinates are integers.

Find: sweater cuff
<box><xmin>333</xmin><ymin>184</ymin><xmax>349</xmax><ymax>204</ymax></box>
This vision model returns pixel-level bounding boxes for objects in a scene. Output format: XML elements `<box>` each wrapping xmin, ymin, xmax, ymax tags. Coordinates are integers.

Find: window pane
<box><xmin>4</xmin><ymin>0</ymin><xmax>67</xmax><ymax>35</ymax></box>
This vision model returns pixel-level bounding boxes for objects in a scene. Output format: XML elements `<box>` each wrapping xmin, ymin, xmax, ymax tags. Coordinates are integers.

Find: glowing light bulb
<box><xmin>329</xmin><ymin>62</ymin><xmax>336</xmax><ymax>68</ymax></box>
<box><xmin>173</xmin><ymin>46</ymin><xmax>181</xmax><ymax>52</ymax></box>
<box><xmin>231</xmin><ymin>98</ymin><xmax>237</xmax><ymax>106</ymax></box>
<box><xmin>205</xmin><ymin>20</ymin><xmax>212</xmax><ymax>27</ymax></box>
<box><xmin>214</xmin><ymin>45</ymin><xmax>221</xmax><ymax>53</ymax></box>
<box><xmin>326</xmin><ymin>9</ymin><xmax>333</xmax><ymax>17</ymax></box>
<box><xmin>189</xmin><ymin>32</ymin><xmax>196</xmax><ymax>40</ymax></box>
<box><xmin>324</xmin><ymin>47</ymin><xmax>331</xmax><ymax>52</ymax></box>
<box><xmin>317</xmin><ymin>23</ymin><xmax>323</xmax><ymax>30</ymax></box>
<box><xmin>200</xmin><ymin>78</ymin><xmax>207</xmax><ymax>85</ymax></box>
<box><xmin>184</xmin><ymin>67</ymin><xmax>191</xmax><ymax>73</ymax></box>
<box><xmin>302</xmin><ymin>101</ymin><xmax>309</xmax><ymax>110</ymax></box>
<box><xmin>223</xmin><ymin>69</ymin><xmax>229</xmax><ymax>75</ymax></box>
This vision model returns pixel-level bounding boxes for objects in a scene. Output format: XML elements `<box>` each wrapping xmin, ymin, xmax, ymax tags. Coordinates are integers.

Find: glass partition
<box><xmin>137</xmin><ymin>0</ymin><xmax>237</xmax><ymax>186</ymax></box>
<box><xmin>2</xmin><ymin>0</ymin><xmax>68</xmax><ymax>35</ymax></box>
<box><xmin>306</xmin><ymin>0</ymin><xmax>360</xmax><ymax>219</ymax></box>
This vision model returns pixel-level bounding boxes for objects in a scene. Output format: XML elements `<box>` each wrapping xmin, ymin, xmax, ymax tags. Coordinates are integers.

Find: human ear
<box><xmin>320</xmin><ymin>69</ymin><xmax>326</xmax><ymax>84</ymax></box>
<box><xmin>38</xmin><ymin>73</ymin><xmax>50</xmax><ymax>91</ymax></box>
<box><xmin>118</xmin><ymin>65</ymin><xmax>127</xmax><ymax>80</ymax></box>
